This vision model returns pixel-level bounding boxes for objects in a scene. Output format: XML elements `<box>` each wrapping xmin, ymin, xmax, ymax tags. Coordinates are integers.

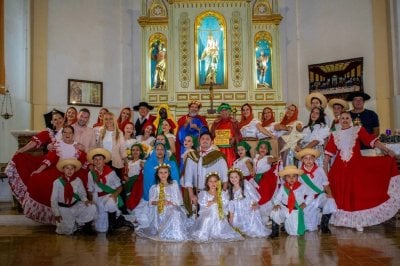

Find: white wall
<box><xmin>46</xmin><ymin>0</ymin><xmax>141</xmax><ymax>125</ymax></box>
<box><xmin>1</xmin><ymin>0</ymin><xmax>30</xmax><ymax>163</ymax></box>
<box><xmin>280</xmin><ymin>0</ymin><xmax>375</xmax><ymax>122</ymax></box>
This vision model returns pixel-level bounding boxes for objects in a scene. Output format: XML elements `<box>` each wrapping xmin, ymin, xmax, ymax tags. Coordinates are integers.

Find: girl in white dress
<box><xmin>136</xmin><ymin>163</ymin><xmax>190</xmax><ymax>241</ymax></box>
<box><xmin>190</xmin><ymin>172</ymin><xmax>243</xmax><ymax>243</ymax></box>
<box><xmin>232</xmin><ymin>141</ymin><xmax>255</xmax><ymax>181</ymax></box>
<box><xmin>227</xmin><ymin>168</ymin><xmax>270</xmax><ymax>237</ymax></box>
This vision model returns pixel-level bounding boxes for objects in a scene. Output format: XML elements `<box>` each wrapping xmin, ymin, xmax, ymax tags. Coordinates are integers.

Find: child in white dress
<box><xmin>227</xmin><ymin>168</ymin><xmax>270</xmax><ymax>237</ymax></box>
<box><xmin>136</xmin><ymin>163</ymin><xmax>190</xmax><ymax>241</ymax></box>
<box><xmin>190</xmin><ymin>172</ymin><xmax>243</xmax><ymax>243</ymax></box>
<box><xmin>232</xmin><ymin>141</ymin><xmax>255</xmax><ymax>181</ymax></box>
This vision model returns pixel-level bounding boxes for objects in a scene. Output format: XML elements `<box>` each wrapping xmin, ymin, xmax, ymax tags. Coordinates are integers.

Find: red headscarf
<box><xmin>238</xmin><ymin>103</ymin><xmax>254</xmax><ymax>129</ymax></box>
<box><xmin>141</xmin><ymin>120</ymin><xmax>156</xmax><ymax>135</ymax></box>
<box><xmin>280</xmin><ymin>104</ymin><xmax>298</xmax><ymax>126</ymax></box>
<box><xmin>261</xmin><ymin>107</ymin><xmax>275</xmax><ymax>127</ymax></box>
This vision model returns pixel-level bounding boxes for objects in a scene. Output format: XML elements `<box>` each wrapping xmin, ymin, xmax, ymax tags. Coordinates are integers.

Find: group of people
<box><xmin>5</xmin><ymin>91</ymin><xmax>400</xmax><ymax>242</ymax></box>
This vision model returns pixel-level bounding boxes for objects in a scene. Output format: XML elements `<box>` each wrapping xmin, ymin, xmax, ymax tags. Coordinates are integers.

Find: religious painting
<box><xmin>195</xmin><ymin>11</ymin><xmax>227</xmax><ymax>89</ymax></box>
<box><xmin>308</xmin><ymin>57</ymin><xmax>363</xmax><ymax>100</ymax></box>
<box><xmin>67</xmin><ymin>79</ymin><xmax>102</xmax><ymax>107</ymax></box>
<box><xmin>255</xmin><ymin>31</ymin><xmax>272</xmax><ymax>89</ymax></box>
<box><xmin>149</xmin><ymin>33</ymin><xmax>167</xmax><ymax>90</ymax></box>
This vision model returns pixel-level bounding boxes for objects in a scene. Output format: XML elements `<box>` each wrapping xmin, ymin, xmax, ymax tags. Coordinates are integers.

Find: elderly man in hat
<box><xmin>210</xmin><ymin>103</ymin><xmax>242</xmax><ymax>167</ymax></box>
<box><xmin>347</xmin><ymin>92</ymin><xmax>380</xmax><ymax>137</ymax></box>
<box><xmin>176</xmin><ymin>100</ymin><xmax>209</xmax><ymax>165</ymax></box>
<box><xmin>133</xmin><ymin>102</ymin><xmax>156</xmax><ymax>137</ymax></box>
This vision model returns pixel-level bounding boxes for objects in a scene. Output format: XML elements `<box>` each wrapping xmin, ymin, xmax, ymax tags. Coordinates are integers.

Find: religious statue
<box><xmin>200</xmin><ymin>33</ymin><xmax>219</xmax><ymax>84</ymax></box>
<box><xmin>151</xmin><ymin>41</ymin><xmax>167</xmax><ymax>89</ymax></box>
<box><xmin>257</xmin><ymin>50</ymin><xmax>269</xmax><ymax>85</ymax></box>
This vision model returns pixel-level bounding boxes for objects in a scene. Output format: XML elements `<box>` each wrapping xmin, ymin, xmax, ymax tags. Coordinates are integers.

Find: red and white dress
<box><xmin>325</xmin><ymin>126</ymin><xmax>400</xmax><ymax>228</ymax></box>
<box><xmin>6</xmin><ymin>140</ymin><xmax>88</xmax><ymax>224</ymax></box>
<box><xmin>32</xmin><ymin>128</ymin><xmax>62</xmax><ymax>148</ymax></box>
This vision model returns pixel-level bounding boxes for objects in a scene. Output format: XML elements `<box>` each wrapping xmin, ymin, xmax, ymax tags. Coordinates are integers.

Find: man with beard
<box><xmin>176</xmin><ymin>100</ymin><xmax>208</xmax><ymax>166</ymax></box>
<box><xmin>72</xmin><ymin>108</ymin><xmax>96</xmax><ymax>152</ymax></box>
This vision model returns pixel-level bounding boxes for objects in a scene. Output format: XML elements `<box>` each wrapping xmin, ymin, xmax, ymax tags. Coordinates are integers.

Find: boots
<box><xmin>107</xmin><ymin>212</ymin><xmax>117</xmax><ymax>235</ymax></box>
<box><xmin>115</xmin><ymin>215</ymin><xmax>135</xmax><ymax>231</ymax></box>
<box><xmin>270</xmin><ymin>221</ymin><xmax>280</xmax><ymax>238</ymax></box>
<box><xmin>320</xmin><ymin>214</ymin><xmax>332</xmax><ymax>234</ymax></box>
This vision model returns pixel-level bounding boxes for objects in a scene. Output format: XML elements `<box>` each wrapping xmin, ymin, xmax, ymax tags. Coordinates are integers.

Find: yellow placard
<box><xmin>214</xmin><ymin>129</ymin><xmax>231</xmax><ymax>146</ymax></box>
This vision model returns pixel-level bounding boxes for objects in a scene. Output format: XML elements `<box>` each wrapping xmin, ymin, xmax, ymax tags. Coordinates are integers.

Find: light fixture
<box><xmin>1</xmin><ymin>86</ymin><xmax>13</xmax><ymax>119</ymax></box>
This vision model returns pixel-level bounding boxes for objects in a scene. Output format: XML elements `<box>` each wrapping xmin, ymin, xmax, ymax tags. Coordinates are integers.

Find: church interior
<box><xmin>1</xmin><ymin>0</ymin><xmax>400</xmax><ymax>265</ymax></box>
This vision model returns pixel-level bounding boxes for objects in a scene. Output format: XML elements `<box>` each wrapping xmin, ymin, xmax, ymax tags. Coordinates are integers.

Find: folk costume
<box><xmin>325</xmin><ymin>126</ymin><xmax>400</xmax><ymax>229</ymax></box>
<box><xmin>51</xmin><ymin>159</ymin><xmax>96</xmax><ymax>235</ymax></box>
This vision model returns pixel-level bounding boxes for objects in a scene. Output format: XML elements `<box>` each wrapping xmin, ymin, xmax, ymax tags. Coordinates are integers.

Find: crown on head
<box><xmin>227</xmin><ymin>168</ymin><xmax>244</xmax><ymax>177</ymax></box>
<box><xmin>154</xmin><ymin>163</ymin><xmax>171</xmax><ymax>171</ymax></box>
<box><xmin>205</xmin><ymin>171</ymin><xmax>220</xmax><ymax>179</ymax></box>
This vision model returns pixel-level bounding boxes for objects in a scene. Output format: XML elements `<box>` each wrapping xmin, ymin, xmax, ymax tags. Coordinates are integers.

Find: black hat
<box><xmin>43</xmin><ymin>109</ymin><xmax>65</xmax><ymax>129</ymax></box>
<box><xmin>346</xmin><ymin>91</ymin><xmax>371</xmax><ymax>101</ymax></box>
<box><xmin>133</xmin><ymin>102</ymin><xmax>154</xmax><ymax>111</ymax></box>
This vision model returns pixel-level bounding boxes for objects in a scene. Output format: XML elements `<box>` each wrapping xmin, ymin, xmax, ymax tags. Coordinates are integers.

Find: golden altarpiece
<box><xmin>138</xmin><ymin>0</ymin><xmax>286</xmax><ymax>121</ymax></box>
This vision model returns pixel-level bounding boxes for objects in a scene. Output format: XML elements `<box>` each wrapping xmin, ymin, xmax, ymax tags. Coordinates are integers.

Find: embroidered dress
<box><xmin>6</xmin><ymin>140</ymin><xmax>88</xmax><ymax>224</ymax></box>
<box><xmin>270</xmin><ymin>182</ymin><xmax>312</xmax><ymax>236</ymax></box>
<box><xmin>232</xmin><ymin>157</ymin><xmax>252</xmax><ymax>180</ymax></box>
<box><xmin>136</xmin><ymin>181</ymin><xmax>191</xmax><ymax>241</ymax></box>
<box><xmin>299</xmin><ymin>165</ymin><xmax>337</xmax><ymax>231</ymax></box>
<box><xmin>32</xmin><ymin>128</ymin><xmax>62</xmax><ymax>148</ymax></box>
<box><xmin>228</xmin><ymin>180</ymin><xmax>271</xmax><ymax>237</ymax></box>
<box><xmin>190</xmin><ymin>190</ymin><xmax>243</xmax><ymax>242</ymax></box>
<box><xmin>325</xmin><ymin>126</ymin><xmax>400</xmax><ymax>228</ymax></box>
<box><xmin>253</xmin><ymin>154</ymin><xmax>279</xmax><ymax>222</ymax></box>
<box><xmin>299</xmin><ymin>124</ymin><xmax>330</xmax><ymax>167</ymax></box>
<box><xmin>87</xmin><ymin>166</ymin><xmax>122</xmax><ymax>233</ymax></box>
<box><xmin>51</xmin><ymin>176</ymin><xmax>96</xmax><ymax>235</ymax></box>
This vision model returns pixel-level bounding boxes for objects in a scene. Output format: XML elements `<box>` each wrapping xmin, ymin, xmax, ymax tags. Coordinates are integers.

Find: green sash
<box><xmin>283</xmin><ymin>186</ymin><xmax>305</xmax><ymax>236</ymax></box>
<box><xmin>300</xmin><ymin>174</ymin><xmax>324</xmax><ymax>195</ymax></box>
<box><xmin>90</xmin><ymin>170</ymin><xmax>123</xmax><ymax>208</ymax></box>
<box><xmin>254</xmin><ymin>173</ymin><xmax>263</xmax><ymax>184</ymax></box>
<box><xmin>58</xmin><ymin>177</ymin><xmax>81</xmax><ymax>201</ymax></box>
<box><xmin>124</xmin><ymin>174</ymin><xmax>139</xmax><ymax>196</ymax></box>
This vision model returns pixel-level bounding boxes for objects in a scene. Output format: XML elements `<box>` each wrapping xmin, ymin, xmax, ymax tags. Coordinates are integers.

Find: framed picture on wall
<box><xmin>67</xmin><ymin>79</ymin><xmax>103</xmax><ymax>107</ymax></box>
<box><xmin>308</xmin><ymin>57</ymin><xmax>363</xmax><ymax>100</ymax></box>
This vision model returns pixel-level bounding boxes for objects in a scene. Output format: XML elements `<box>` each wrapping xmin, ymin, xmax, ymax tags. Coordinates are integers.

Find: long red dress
<box><xmin>325</xmin><ymin>126</ymin><xmax>400</xmax><ymax>228</ymax></box>
<box><xmin>6</xmin><ymin>141</ymin><xmax>88</xmax><ymax>224</ymax></box>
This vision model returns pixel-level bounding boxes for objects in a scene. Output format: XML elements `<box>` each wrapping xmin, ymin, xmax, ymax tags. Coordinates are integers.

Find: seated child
<box><xmin>136</xmin><ymin>163</ymin><xmax>191</xmax><ymax>241</ymax></box>
<box><xmin>190</xmin><ymin>172</ymin><xmax>243</xmax><ymax>243</ymax></box>
<box><xmin>270</xmin><ymin>165</ymin><xmax>312</xmax><ymax>237</ymax></box>
<box><xmin>227</xmin><ymin>168</ymin><xmax>271</xmax><ymax>237</ymax></box>
<box><xmin>296</xmin><ymin>148</ymin><xmax>337</xmax><ymax>233</ymax></box>
<box><xmin>87</xmin><ymin>148</ymin><xmax>134</xmax><ymax>234</ymax></box>
<box><xmin>51</xmin><ymin>158</ymin><xmax>96</xmax><ymax>235</ymax></box>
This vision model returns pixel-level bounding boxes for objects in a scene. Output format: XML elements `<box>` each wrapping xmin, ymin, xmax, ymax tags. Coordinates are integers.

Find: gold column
<box><xmin>372</xmin><ymin>0</ymin><xmax>393</xmax><ymax>132</ymax></box>
<box><xmin>30</xmin><ymin>0</ymin><xmax>48</xmax><ymax>129</ymax></box>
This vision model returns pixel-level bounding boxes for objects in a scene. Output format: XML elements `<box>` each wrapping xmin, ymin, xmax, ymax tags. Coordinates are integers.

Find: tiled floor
<box><xmin>0</xmin><ymin>203</ymin><xmax>399</xmax><ymax>266</ymax></box>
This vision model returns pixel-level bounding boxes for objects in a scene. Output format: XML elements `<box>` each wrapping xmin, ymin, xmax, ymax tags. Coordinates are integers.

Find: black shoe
<box><xmin>107</xmin><ymin>212</ymin><xmax>117</xmax><ymax>235</ymax></box>
<box><xmin>82</xmin><ymin>222</ymin><xmax>97</xmax><ymax>236</ymax></box>
<box><xmin>116</xmin><ymin>215</ymin><xmax>135</xmax><ymax>230</ymax></box>
<box><xmin>270</xmin><ymin>221</ymin><xmax>280</xmax><ymax>238</ymax></box>
<box><xmin>320</xmin><ymin>214</ymin><xmax>332</xmax><ymax>234</ymax></box>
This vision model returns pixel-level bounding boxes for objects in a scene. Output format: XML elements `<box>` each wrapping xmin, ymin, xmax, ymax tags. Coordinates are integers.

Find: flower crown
<box><xmin>154</xmin><ymin>163</ymin><xmax>171</xmax><ymax>171</ymax></box>
<box><xmin>205</xmin><ymin>171</ymin><xmax>220</xmax><ymax>179</ymax></box>
<box><xmin>228</xmin><ymin>168</ymin><xmax>244</xmax><ymax>177</ymax></box>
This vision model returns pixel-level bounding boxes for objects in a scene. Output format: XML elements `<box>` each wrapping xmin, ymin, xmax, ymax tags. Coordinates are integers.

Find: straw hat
<box><xmin>305</xmin><ymin>92</ymin><xmax>328</xmax><ymax>110</ymax></box>
<box><xmin>87</xmin><ymin>148</ymin><xmax>111</xmax><ymax>163</ymax></box>
<box><xmin>278</xmin><ymin>165</ymin><xmax>304</xmax><ymax>177</ymax></box>
<box><xmin>56</xmin><ymin>158</ymin><xmax>82</xmax><ymax>172</ymax></box>
<box><xmin>295</xmin><ymin>148</ymin><xmax>321</xmax><ymax>160</ymax></box>
<box><xmin>328</xmin><ymin>98</ymin><xmax>350</xmax><ymax>111</ymax></box>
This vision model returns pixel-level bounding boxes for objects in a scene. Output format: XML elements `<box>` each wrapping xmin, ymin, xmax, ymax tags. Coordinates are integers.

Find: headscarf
<box><xmin>153</xmin><ymin>104</ymin><xmax>178</xmax><ymax>135</ymax></box>
<box><xmin>280</xmin><ymin>104</ymin><xmax>298</xmax><ymax>126</ymax></box>
<box><xmin>261</xmin><ymin>107</ymin><xmax>275</xmax><ymax>127</ymax></box>
<box><xmin>238</xmin><ymin>103</ymin><xmax>254</xmax><ymax>129</ymax></box>
<box><xmin>142</xmin><ymin>142</ymin><xmax>180</xmax><ymax>201</ymax></box>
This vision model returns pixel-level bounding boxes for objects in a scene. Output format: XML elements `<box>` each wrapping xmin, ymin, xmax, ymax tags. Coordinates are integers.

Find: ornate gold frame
<box><xmin>194</xmin><ymin>10</ymin><xmax>227</xmax><ymax>90</ymax></box>
<box><xmin>149</xmin><ymin>32</ymin><xmax>168</xmax><ymax>90</ymax></box>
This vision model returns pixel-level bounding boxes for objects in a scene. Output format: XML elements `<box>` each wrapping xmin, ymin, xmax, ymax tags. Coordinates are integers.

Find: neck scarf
<box><xmin>62</xmin><ymin>175</ymin><xmax>76</xmax><ymax>204</ymax></box>
<box><xmin>284</xmin><ymin>181</ymin><xmax>301</xmax><ymax>213</ymax></box>
<box><xmin>301</xmin><ymin>164</ymin><xmax>318</xmax><ymax>179</ymax></box>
